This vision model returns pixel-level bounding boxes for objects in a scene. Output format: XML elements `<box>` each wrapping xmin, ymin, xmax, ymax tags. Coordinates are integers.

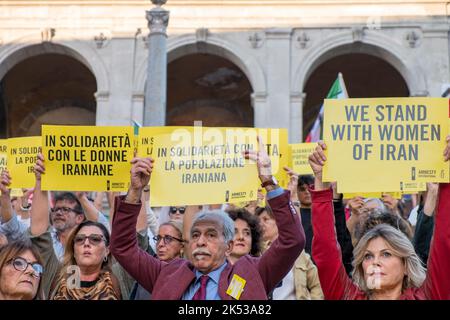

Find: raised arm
<box><xmin>136</xmin><ymin>190</ymin><xmax>149</xmax><ymax>233</ymax></box>
<box><xmin>412</xmin><ymin>183</ymin><xmax>437</xmax><ymax>265</ymax></box>
<box><xmin>110</xmin><ymin>157</ymin><xmax>163</xmax><ymax>294</ymax></box>
<box><xmin>284</xmin><ymin>166</ymin><xmax>300</xmax><ymax>214</ymax></box>
<box><xmin>0</xmin><ymin>171</ymin><xmax>28</xmax><ymax>241</ymax></box>
<box><xmin>309</xmin><ymin>142</ymin><xmax>358</xmax><ymax>300</ymax></box>
<box><xmin>75</xmin><ymin>192</ymin><xmax>110</xmax><ymax>231</ymax></box>
<box><xmin>30</xmin><ymin>153</ymin><xmax>50</xmax><ymax>236</ymax></box>
<box><xmin>420</xmin><ymin>135</ymin><xmax>450</xmax><ymax>299</ymax></box>
<box><xmin>0</xmin><ymin>170</ymin><xmax>13</xmax><ymax>223</ymax></box>
<box><xmin>245</xmin><ymin>136</ymin><xmax>305</xmax><ymax>294</ymax></box>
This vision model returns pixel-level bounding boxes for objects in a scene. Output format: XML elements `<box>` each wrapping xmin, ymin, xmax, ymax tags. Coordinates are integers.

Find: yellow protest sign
<box><xmin>137</xmin><ymin>126</ymin><xmax>185</xmax><ymax>158</ymax></box>
<box><xmin>138</xmin><ymin>126</ymin><xmax>259</xmax><ymax>206</ymax></box>
<box><xmin>257</xmin><ymin>128</ymin><xmax>289</xmax><ymax>188</ymax></box>
<box><xmin>0</xmin><ymin>139</ymin><xmax>6</xmax><ymax>173</ymax></box>
<box><xmin>289</xmin><ymin>143</ymin><xmax>315</xmax><ymax>175</ymax></box>
<box><xmin>343</xmin><ymin>192</ymin><xmax>403</xmax><ymax>200</ymax></box>
<box><xmin>323</xmin><ymin>98</ymin><xmax>449</xmax><ymax>192</ymax></box>
<box><xmin>7</xmin><ymin>136</ymin><xmax>41</xmax><ymax>189</ymax></box>
<box><xmin>41</xmin><ymin>125</ymin><xmax>133</xmax><ymax>192</ymax></box>
<box><xmin>10</xmin><ymin>189</ymin><xmax>24</xmax><ymax>197</ymax></box>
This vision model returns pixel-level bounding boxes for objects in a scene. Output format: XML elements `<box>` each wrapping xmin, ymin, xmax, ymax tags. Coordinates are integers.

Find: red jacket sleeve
<box><xmin>311</xmin><ymin>187</ymin><xmax>359</xmax><ymax>300</ymax></box>
<box><xmin>419</xmin><ymin>183</ymin><xmax>450</xmax><ymax>299</ymax></box>
<box><xmin>110</xmin><ymin>196</ymin><xmax>163</xmax><ymax>294</ymax></box>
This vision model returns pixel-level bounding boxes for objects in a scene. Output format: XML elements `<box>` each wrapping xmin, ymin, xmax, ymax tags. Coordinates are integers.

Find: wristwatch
<box><xmin>261</xmin><ymin>176</ymin><xmax>278</xmax><ymax>188</ymax></box>
<box><xmin>292</xmin><ymin>201</ymin><xmax>301</xmax><ymax>207</ymax></box>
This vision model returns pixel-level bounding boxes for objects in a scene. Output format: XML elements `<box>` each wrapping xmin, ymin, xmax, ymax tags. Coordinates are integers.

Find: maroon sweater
<box><xmin>311</xmin><ymin>184</ymin><xmax>450</xmax><ymax>300</ymax></box>
<box><xmin>110</xmin><ymin>190</ymin><xmax>305</xmax><ymax>300</ymax></box>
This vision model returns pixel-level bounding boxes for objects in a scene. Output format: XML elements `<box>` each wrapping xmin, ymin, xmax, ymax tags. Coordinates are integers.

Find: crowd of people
<box><xmin>0</xmin><ymin>135</ymin><xmax>449</xmax><ymax>300</ymax></box>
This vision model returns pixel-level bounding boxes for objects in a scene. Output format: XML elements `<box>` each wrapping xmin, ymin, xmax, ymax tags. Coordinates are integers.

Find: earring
<box><xmin>103</xmin><ymin>256</ymin><xmax>108</xmax><ymax>263</ymax></box>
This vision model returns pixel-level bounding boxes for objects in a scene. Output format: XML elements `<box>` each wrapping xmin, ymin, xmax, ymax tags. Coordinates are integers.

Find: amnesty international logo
<box><xmin>225</xmin><ymin>190</ymin><xmax>230</xmax><ymax>202</ymax></box>
<box><xmin>106</xmin><ymin>180</ymin><xmax>110</xmax><ymax>191</ymax></box>
<box><xmin>411</xmin><ymin>167</ymin><xmax>416</xmax><ymax>181</ymax></box>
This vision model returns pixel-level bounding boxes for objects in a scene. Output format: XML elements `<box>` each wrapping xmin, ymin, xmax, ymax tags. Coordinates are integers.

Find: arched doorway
<box><xmin>0</xmin><ymin>51</ymin><xmax>97</xmax><ymax>137</ymax></box>
<box><xmin>167</xmin><ymin>53</ymin><xmax>253</xmax><ymax>127</ymax></box>
<box><xmin>303</xmin><ymin>53</ymin><xmax>409</xmax><ymax>139</ymax></box>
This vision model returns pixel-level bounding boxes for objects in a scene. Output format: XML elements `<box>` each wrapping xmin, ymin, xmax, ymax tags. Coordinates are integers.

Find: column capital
<box><xmin>290</xmin><ymin>91</ymin><xmax>306</xmax><ymax>102</ymax></box>
<box><xmin>132</xmin><ymin>92</ymin><xmax>145</xmax><ymax>101</ymax></box>
<box><xmin>410</xmin><ymin>90</ymin><xmax>429</xmax><ymax>97</ymax></box>
<box><xmin>146</xmin><ymin>7</ymin><xmax>170</xmax><ymax>35</ymax></box>
<box><xmin>151</xmin><ymin>0</ymin><xmax>167</xmax><ymax>5</ymax></box>
<box><xmin>94</xmin><ymin>91</ymin><xmax>110</xmax><ymax>102</ymax></box>
<box><xmin>251</xmin><ymin>91</ymin><xmax>268</xmax><ymax>102</ymax></box>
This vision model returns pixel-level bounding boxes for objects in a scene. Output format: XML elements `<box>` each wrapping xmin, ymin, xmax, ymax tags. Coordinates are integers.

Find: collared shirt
<box><xmin>0</xmin><ymin>212</ymin><xmax>28</xmax><ymax>242</ymax></box>
<box><xmin>182</xmin><ymin>261</ymin><xmax>228</xmax><ymax>300</ymax></box>
<box><xmin>50</xmin><ymin>229</ymin><xmax>65</xmax><ymax>261</ymax></box>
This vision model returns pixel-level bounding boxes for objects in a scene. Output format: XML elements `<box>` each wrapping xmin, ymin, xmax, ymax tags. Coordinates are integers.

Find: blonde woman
<box><xmin>308</xmin><ymin>139</ymin><xmax>450</xmax><ymax>300</ymax></box>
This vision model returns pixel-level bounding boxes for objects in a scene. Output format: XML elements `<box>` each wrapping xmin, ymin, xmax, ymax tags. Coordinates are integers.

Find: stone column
<box><xmin>144</xmin><ymin>0</ymin><xmax>169</xmax><ymax>126</ymax></box>
<box><xmin>252</xmin><ymin>91</ymin><xmax>268</xmax><ymax>128</ymax></box>
<box><xmin>264</xmin><ymin>28</ymin><xmax>292</xmax><ymax>130</ymax></box>
<box><xmin>289</xmin><ymin>92</ymin><xmax>306</xmax><ymax>143</ymax></box>
<box><xmin>94</xmin><ymin>91</ymin><xmax>111</xmax><ymax>126</ymax></box>
<box><xmin>132</xmin><ymin>92</ymin><xmax>145</xmax><ymax>125</ymax></box>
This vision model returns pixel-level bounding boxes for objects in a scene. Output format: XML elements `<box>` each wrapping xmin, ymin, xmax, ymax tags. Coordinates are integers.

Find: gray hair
<box><xmin>160</xmin><ymin>220</ymin><xmax>184</xmax><ymax>239</ymax></box>
<box><xmin>363</xmin><ymin>198</ymin><xmax>386</xmax><ymax>212</ymax></box>
<box><xmin>191</xmin><ymin>211</ymin><xmax>235</xmax><ymax>243</ymax></box>
<box><xmin>351</xmin><ymin>224</ymin><xmax>426</xmax><ymax>295</ymax></box>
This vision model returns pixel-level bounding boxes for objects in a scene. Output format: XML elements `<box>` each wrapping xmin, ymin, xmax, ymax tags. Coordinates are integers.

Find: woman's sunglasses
<box><xmin>169</xmin><ymin>207</ymin><xmax>186</xmax><ymax>214</ymax></box>
<box><xmin>74</xmin><ymin>234</ymin><xmax>106</xmax><ymax>246</ymax></box>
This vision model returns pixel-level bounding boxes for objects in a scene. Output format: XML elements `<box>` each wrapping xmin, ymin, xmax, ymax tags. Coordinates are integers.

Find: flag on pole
<box><xmin>305</xmin><ymin>73</ymin><xmax>348</xmax><ymax>142</ymax></box>
<box><xmin>132</xmin><ymin>119</ymin><xmax>142</xmax><ymax>135</ymax></box>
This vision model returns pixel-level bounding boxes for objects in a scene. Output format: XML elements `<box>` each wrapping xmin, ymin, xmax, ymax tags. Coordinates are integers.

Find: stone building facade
<box><xmin>0</xmin><ymin>0</ymin><xmax>448</xmax><ymax>142</ymax></box>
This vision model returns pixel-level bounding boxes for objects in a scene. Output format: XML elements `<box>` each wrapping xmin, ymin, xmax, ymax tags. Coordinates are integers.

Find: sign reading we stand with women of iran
<box><xmin>323</xmin><ymin>97</ymin><xmax>449</xmax><ymax>193</ymax></box>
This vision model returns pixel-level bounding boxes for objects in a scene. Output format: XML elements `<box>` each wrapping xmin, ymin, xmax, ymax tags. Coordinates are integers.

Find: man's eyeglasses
<box><xmin>169</xmin><ymin>207</ymin><xmax>186</xmax><ymax>214</ymax></box>
<box><xmin>153</xmin><ymin>235</ymin><xmax>185</xmax><ymax>245</ymax></box>
<box><xmin>8</xmin><ymin>257</ymin><xmax>43</xmax><ymax>278</ymax></box>
<box><xmin>74</xmin><ymin>234</ymin><xmax>106</xmax><ymax>246</ymax></box>
<box><xmin>50</xmin><ymin>206</ymin><xmax>82</xmax><ymax>215</ymax></box>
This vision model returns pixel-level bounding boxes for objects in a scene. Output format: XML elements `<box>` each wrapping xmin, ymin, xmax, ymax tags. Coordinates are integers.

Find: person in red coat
<box><xmin>308</xmin><ymin>137</ymin><xmax>450</xmax><ymax>300</ymax></box>
<box><xmin>111</xmin><ymin>137</ymin><xmax>305</xmax><ymax>300</ymax></box>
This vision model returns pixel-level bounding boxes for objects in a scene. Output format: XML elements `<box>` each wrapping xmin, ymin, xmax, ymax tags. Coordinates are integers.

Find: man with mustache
<box><xmin>111</xmin><ymin>138</ymin><xmax>305</xmax><ymax>300</ymax></box>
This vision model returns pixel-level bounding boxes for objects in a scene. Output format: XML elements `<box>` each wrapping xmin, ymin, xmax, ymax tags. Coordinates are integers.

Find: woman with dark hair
<box><xmin>34</xmin><ymin>219</ymin><xmax>121</xmax><ymax>300</ymax></box>
<box><xmin>0</xmin><ymin>240</ymin><xmax>44</xmax><ymax>300</ymax></box>
<box><xmin>227</xmin><ymin>208</ymin><xmax>262</xmax><ymax>264</ymax></box>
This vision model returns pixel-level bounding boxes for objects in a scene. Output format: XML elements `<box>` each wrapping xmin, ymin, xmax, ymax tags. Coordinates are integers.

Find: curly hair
<box><xmin>227</xmin><ymin>208</ymin><xmax>262</xmax><ymax>256</ymax></box>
